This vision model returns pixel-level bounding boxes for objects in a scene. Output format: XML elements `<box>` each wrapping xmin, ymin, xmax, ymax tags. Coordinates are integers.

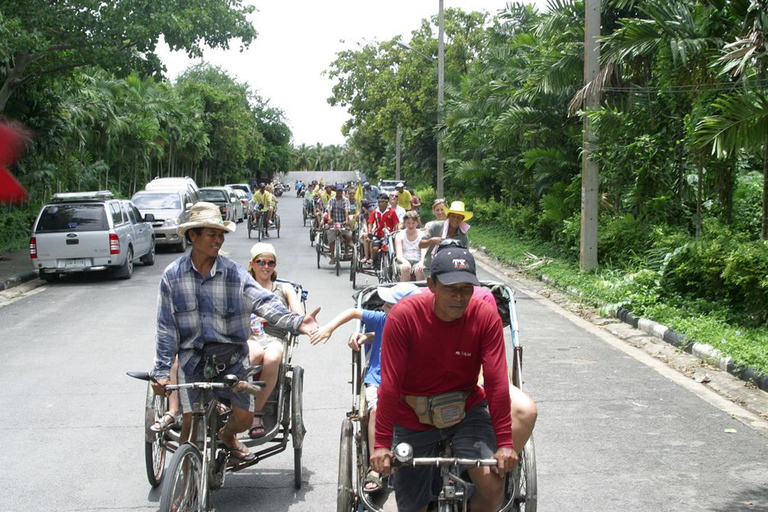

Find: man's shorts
<box><xmin>178</xmin><ymin>354</ymin><xmax>254</xmax><ymax>414</ymax></box>
<box><xmin>364</xmin><ymin>384</ymin><xmax>379</xmax><ymax>411</ymax></box>
<box><xmin>371</xmin><ymin>235</ymin><xmax>384</xmax><ymax>249</ymax></box>
<box><xmin>326</xmin><ymin>227</ymin><xmax>351</xmax><ymax>243</ymax></box>
<box><xmin>392</xmin><ymin>401</ymin><xmax>496</xmax><ymax>512</ymax></box>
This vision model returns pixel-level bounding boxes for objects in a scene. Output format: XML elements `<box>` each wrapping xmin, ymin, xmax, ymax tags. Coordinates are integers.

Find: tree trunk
<box><xmin>696</xmin><ymin>153</ymin><xmax>702</xmax><ymax>239</ymax></box>
<box><xmin>0</xmin><ymin>53</ymin><xmax>38</xmax><ymax>112</ymax></box>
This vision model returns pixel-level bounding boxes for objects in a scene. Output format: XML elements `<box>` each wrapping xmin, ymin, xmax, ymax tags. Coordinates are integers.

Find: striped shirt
<box><xmin>327</xmin><ymin>196</ymin><xmax>350</xmax><ymax>223</ymax></box>
<box><xmin>153</xmin><ymin>253</ymin><xmax>304</xmax><ymax>379</ymax></box>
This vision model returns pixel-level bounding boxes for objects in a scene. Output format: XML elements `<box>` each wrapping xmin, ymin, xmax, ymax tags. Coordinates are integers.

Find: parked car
<box><xmin>30</xmin><ymin>191</ymin><xmax>155</xmax><ymax>282</ymax></box>
<box><xmin>230</xmin><ymin>188</ymin><xmax>250</xmax><ymax>221</ymax></box>
<box><xmin>131</xmin><ymin>189</ymin><xmax>193</xmax><ymax>252</ymax></box>
<box><xmin>226</xmin><ymin>183</ymin><xmax>253</xmax><ymax>199</ymax></box>
<box><xmin>199</xmin><ymin>186</ymin><xmax>237</xmax><ymax>222</ymax></box>
<box><xmin>145</xmin><ymin>176</ymin><xmax>201</xmax><ymax>203</ymax></box>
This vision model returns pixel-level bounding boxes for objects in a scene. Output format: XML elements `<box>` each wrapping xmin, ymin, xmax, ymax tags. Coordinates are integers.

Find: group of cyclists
<box><xmin>148</xmin><ymin>176</ymin><xmax>537</xmax><ymax>511</ymax></box>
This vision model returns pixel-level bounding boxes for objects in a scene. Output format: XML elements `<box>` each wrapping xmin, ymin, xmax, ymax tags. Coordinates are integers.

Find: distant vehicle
<box><xmin>199</xmin><ymin>186</ymin><xmax>238</xmax><ymax>223</ymax></box>
<box><xmin>230</xmin><ymin>188</ymin><xmax>250</xmax><ymax>220</ymax></box>
<box><xmin>226</xmin><ymin>183</ymin><xmax>254</xmax><ymax>199</ymax></box>
<box><xmin>131</xmin><ymin>189</ymin><xmax>193</xmax><ymax>252</ymax></box>
<box><xmin>30</xmin><ymin>191</ymin><xmax>155</xmax><ymax>282</ymax></box>
<box><xmin>145</xmin><ymin>176</ymin><xmax>201</xmax><ymax>204</ymax></box>
<box><xmin>378</xmin><ymin>179</ymin><xmax>405</xmax><ymax>196</ymax></box>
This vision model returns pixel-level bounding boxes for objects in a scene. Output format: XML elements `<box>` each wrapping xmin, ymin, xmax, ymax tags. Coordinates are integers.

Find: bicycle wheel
<box><xmin>350</xmin><ymin>245</ymin><xmax>357</xmax><ymax>288</ymax></box>
<box><xmin>257</xmin><ymin>213</ymin><xmax>265</xmax><ymax>241</ymax></box>
<box><xmin>316</xmin><ymin>241</ymin><xmax>321</xmax><ymax>269</ymax></box>
<box><xmin>515</xmin><ymin>435</ymin><xmax>537</xmax><ymax>512</ymax></box>
<box><xmin>291</xmin><ymin>365</ymin><xmax>306</xmax><ymax>489</ymax></box>
<box><xmin>247</xmin><ymin>214</ymin><xmax>253</xmax><ymax>239</ymax></box>
<box><xmin>379</xmin><ymin>253</ymin><xmax>390</xmax><ymax>284</ymax></box>
<box><xmin>337</xmin><ymin>418</ymin><xmax>354</xmax><ymax>512</ymax></box>
<box><xmin>159</xmin><ymin>443</ymin><xmax>203</xmax><ymax>512</ymax></box>
<box><xmin>275</xmin><ymin>214</ymin><xmax>281</xmax><ymax>238</ymax></box>
<box><xmin>335</xmin><ymin>240</ymin><xmax>341</xmax><ymax>276</ymax></box>
<box><xmin>144</xmin><ymin>383</ymin><xmax>167</xmax><ymax>487</ymax></box>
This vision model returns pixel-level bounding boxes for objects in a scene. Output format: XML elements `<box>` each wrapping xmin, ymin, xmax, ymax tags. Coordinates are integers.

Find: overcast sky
<box><xmin>158</xmin><ymin>1</ymin><xmax>549</xmax><ymax>147</ymax></box>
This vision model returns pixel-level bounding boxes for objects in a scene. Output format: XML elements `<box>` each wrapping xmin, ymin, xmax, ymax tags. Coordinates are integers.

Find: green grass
<box><xmin>471</xmin><ymin>222</ymin><xmax>768</xmax><ymax>377</ymax></box>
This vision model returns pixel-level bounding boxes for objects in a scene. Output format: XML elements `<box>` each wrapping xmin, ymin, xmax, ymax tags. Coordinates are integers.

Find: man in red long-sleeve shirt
<box><xmin>371</xmin><ymin>247</ymin><xmax>517</xmax><ymax>512</ymax></box>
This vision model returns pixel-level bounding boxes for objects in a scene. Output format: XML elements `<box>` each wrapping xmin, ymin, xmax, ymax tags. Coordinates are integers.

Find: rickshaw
<box><xmin>132</xmin><ymin>279</ymin><xmax>309</xmax><ymax>511</ymax></box>
<box><xmin>337</xmin><ymin>281</ymin><xmax>537</xmax><ymax>512</ymax></box>
<box><xmin>315</xmin><ymin>221</ymin><xmax>354</xmax><ymax>276</ymax></box>
<box><xmin>248</xmin><ymin>204</ymin><xmax>281</xmax><ymax>240</ymax></box>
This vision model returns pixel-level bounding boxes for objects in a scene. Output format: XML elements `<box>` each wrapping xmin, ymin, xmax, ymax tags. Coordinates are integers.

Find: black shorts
<box><xmin>392</xmin><ymin>401</ymin><xmax>496</xmax><ymax>512</ymax></box>
<box><xmin>371</xmin><ymin>236</ymin><xmax>384</xmax><ymax>248</ymax></box>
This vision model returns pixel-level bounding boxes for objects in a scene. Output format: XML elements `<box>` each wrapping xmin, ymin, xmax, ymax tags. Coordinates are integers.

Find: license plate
<box><xmin>60</xmin><ymin>258</ymin><xmax>91</xmax><ymax>269</ymax></box>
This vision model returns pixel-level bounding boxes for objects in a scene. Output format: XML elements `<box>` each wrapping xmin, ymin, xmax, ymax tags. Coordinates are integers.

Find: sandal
<box><xmin>220</xmin><ymin>439</ymin><xmax>255</xmax><ymax>462</ymax></box>
<box><xmin>248</xmin><ymin>412</ymin><xmax>267</xmax><ymax>439</ymax></box>
<box><xmin>363</xmin><ymin>469</ymin><xmax>383</xmax><ymax>494</ymax></box>
<box><xmin>150</xmin><ymin>412</ymin><xmax>178</xmax><ymax>432</ymax></box>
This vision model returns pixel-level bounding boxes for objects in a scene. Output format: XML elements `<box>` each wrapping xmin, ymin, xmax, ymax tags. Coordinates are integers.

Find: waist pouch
<box><xmin>201</xmin><ymin>342</ymin><xmax>246</xmax><ymax>381</ymax></box>
<box><xmin>404</xmin><ymin>391</ymin><xmax>469</xmax><ymax>429</ymax></box>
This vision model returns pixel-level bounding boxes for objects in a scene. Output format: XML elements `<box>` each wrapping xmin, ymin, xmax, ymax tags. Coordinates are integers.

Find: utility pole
<box><xmin>396</xmin><ymin>124</ymin><xmax>402</xmax><ymax>180</ymax></box>
<box><xmin>580</xmin><ymin>0</ymin><xmax>600</xmax><ymax>270</ymax></box>
<box><xmin>436</xmin><ymin>0</ymin><xmax>445</xmax><ymax>198</ymax></box>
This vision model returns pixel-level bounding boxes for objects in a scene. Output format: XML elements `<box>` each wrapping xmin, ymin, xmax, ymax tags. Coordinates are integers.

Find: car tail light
<box><xmin>222</xmin><ymin>206</ymin><xmax>228</xmax><ymax>215</ymax></box>
<box><xmin>29</xmin><ymin>237</ymin><xmax>37</xmax><ymax>258</ymax></box>
<box><xmin>109</xmin><ymin>233</ymin><xmax>120</xmax><ymax>255</ymax></box>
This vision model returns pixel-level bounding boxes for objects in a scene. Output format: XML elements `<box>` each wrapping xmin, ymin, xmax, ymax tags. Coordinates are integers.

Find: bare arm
<box><xmin>282</xmin><ymin>282</ymin><xmax>304</xmax><ymax>315</ymax></box>
<box><xmin>394</xmin><ymin>232</ymin><xmax>406</xmax><ymax>264</ymax></box>
<box><xmin>310</xmin><ymin>308</ymin><xmax>363</xmax><ymax>345</ymax></box>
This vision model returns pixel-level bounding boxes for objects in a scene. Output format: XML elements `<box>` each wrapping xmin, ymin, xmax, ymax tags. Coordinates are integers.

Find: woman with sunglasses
<box><xmin>246</xmin><ymin>242</ymin><xmax>304</xmax><ymax>438</ymax></box>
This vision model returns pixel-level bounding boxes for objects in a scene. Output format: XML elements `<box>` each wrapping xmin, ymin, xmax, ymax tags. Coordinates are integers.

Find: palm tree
<box><xmin>696</xmin><ymin>0</ymin><xmax>768</xmax><ymax>239</ymax></box>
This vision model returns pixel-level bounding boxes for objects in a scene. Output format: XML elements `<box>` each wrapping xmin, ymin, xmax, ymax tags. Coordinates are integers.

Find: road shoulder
<box><xmin>474</xmin><ymin>249</ymin><xmax>768</xmax><ymax>439</ymax></box>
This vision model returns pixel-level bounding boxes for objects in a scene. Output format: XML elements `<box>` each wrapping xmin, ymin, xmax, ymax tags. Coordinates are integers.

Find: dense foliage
<box><xmin>325</xmin><ymin>0</ymin><xmax>768</xmax><ymax>329</ymax></box>
<box><xmin>0</xmin><ymin>1</ymin><xmax>294</xmax><ymax>251</ymax></box>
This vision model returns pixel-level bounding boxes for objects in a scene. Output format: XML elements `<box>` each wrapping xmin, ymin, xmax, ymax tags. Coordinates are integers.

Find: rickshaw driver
<box><xmin>151</xmin><ymin>202</ymin><xmax>321</xmax><ymax>462</ymax></box>
<box><xmin>371</xmin><ymin>247</ymin><xmax>518</xmax><ymax>512</ymax></box>
<box><xmin>252</xmin><ymin>183</ymin><xmax>274</xmax><ymax>235</ymax></box>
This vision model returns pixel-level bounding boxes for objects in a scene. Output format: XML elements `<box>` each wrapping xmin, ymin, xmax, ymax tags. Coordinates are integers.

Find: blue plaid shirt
<box><xmin>153</xmin><ymin>253</ymin><xmax>304</xmax><ymax>379</ymax></box>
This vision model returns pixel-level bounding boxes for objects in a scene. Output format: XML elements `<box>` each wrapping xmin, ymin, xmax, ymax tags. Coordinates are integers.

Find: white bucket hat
<box><xmin>377</xmin><ymin>283</ymin><xmax>420</xmax><ymax>304</ymax></box>
<box><xmin>177</xmin><ymin>202</ymin><xmax>236</xmax><ymax>236</ymax></box>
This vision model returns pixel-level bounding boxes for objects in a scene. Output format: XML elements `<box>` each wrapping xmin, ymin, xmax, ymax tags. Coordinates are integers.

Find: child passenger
<box><xmin>310</xmin><ymin>282</ymin><xmax>421</xmax><ymax>493</ymax></box>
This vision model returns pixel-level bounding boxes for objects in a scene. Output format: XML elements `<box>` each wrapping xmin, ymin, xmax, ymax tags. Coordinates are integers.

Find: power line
<box><xmin>602</xmin><ymin>78</ymin><xmax>768</xmax><ymax>94</ymax></box>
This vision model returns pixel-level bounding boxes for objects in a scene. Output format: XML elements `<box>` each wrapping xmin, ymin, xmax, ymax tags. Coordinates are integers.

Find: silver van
<box><xmin>132</xmin><ymin>189</ymin><xmax>193</xmax><ymax>252</ymax></box>
<box><xmin>30</xmin><ymin>191</ymin><xmax>155</xmax><ymax>282</ymax></box>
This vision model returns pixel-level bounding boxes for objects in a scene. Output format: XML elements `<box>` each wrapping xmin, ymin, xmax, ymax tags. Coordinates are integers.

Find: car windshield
<box><xmin>131</xmin><ymin>192</ymin><xmax>181</xmax><ymax>210</ymax></box>
<box><xmin>36</xmin><ymin>204</ymin><xmax>109</xmax><ymax>232</ymax></box>
<box><xmin>200</xmin><ymin>189</ymin><xmax>227</xmax><ymax>202</ymax></box>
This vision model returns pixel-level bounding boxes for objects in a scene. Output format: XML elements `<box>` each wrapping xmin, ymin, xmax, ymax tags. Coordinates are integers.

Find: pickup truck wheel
<box><xmin>140</xmin><ymin>242</ymin><xmax>155</xmax><ymax>266</ymax></box>
<box><xmin>115</xmin><ymin>248</ymin><xmax>134</xmax><ymax>279</ymax></box>
<box><xmin>176</xmin><ymin>237</ymin><xmax>187</xmax><ymax>253</ymax></box>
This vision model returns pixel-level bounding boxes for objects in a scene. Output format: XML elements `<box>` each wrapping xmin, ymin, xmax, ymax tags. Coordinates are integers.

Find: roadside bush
<box><xmin>731</xmin><ymin>171</ymin><xmax>762</xmax><ymax>235</ymax></box>
<box><xmin>721</xmin><ymin>240</ymin><xmax>768</xmax><ymax>325</ymax></box>
<box><xmin>598</xmin><ymin>213</ymin><xmax>648</xmax><ymax>266</ymax></box>
<box><xmin>0</xmin><ymin>206</ymin><xmax>38</xmax><ymax>253</ymax></box>
<box><xmin>659</xmin><ymin>237</ymin><xmax>732</xmax><ymax>304</ymax></box>
<box><xmin>500</xmin><ymin>203</ymin><xmax>540</xmax><ymax>240</ymax></box>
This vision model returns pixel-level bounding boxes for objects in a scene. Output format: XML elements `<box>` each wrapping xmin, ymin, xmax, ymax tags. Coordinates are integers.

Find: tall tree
<box><xmin>0</xmin><ymin>0</ymin><xmax>257</xmax><ymax>111</ymax></box>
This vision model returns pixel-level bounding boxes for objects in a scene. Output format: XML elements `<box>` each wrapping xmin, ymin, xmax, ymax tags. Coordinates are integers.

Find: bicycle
<box><xmin>128</xmin><ymin>370</ymin><xmax>265</xmax><ymax>512</ymax></box>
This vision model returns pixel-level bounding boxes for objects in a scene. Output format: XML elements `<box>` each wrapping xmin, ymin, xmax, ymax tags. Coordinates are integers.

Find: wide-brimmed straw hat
<box><xmin>444</xmin><ymin>201</ymin><xmax>473</xmax><ymax>222</ymax></box>
<box><xmin>177</xmin><ymin>201</ymin><xmax>236</xmax><ymax>236</ymax></box>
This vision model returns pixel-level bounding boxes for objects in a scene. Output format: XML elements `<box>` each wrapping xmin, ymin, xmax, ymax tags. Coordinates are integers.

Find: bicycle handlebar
<box><xmin>393</xmin><ymin>443</ymin><xmax>497</xmax><ymax>468</ymax></box>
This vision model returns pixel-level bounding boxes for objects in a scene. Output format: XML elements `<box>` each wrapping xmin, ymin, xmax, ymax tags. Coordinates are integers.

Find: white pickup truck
<box><xmin>30</xmin><ymin>191</ymin><xmax>156</xmax><ymax>282</ymax></box>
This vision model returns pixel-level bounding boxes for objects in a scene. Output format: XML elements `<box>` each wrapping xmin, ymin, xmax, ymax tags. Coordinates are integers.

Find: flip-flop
<box><xmin>363</xmin><ymin>470</ymin><xmax>383</xmax><ymax>494</ymax></box>
<box><xmin>221</xmin><ymin>440</ymin><xmax>255</xmax><ymax>462</ymax></box>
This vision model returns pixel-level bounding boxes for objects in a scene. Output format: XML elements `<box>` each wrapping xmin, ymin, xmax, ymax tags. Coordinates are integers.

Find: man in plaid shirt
<box><xmin>152</xmin><ymin>202</ymin><xmax>320</xmax><ymax>462</ymax></box>
<box><xmin>325</xmin><ymin>183</ymin><xmax>352</xmax><ymax>264</ymax></box>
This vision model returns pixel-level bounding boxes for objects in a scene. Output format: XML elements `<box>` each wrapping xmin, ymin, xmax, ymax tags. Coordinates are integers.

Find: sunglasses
<box><xmin>254</xmin><ymin>259</ymin><xmax>276</xmax><ymax>267</ymax></box>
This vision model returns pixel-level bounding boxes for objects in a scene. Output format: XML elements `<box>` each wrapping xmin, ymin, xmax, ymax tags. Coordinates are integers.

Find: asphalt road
<box><xmin>1</xmin><ymin>195</ymin><xmax>767</xmax><ymax>511</ymax></box>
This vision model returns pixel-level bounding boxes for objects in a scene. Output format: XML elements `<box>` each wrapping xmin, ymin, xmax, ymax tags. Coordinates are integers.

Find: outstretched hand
<box><xmin>348</xmin><ymin>332</ymin><xmax>375</xmax><ymax>351</ymax></box>
<box><xmin>310</xmin><ymin>324</ymin><xmax>333</xmax><ymax>345</ymax></box>
<box><xmin>299</xmin><ymin>307</ymin><xmax>321</xmax><ymax>336</ymax></box>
